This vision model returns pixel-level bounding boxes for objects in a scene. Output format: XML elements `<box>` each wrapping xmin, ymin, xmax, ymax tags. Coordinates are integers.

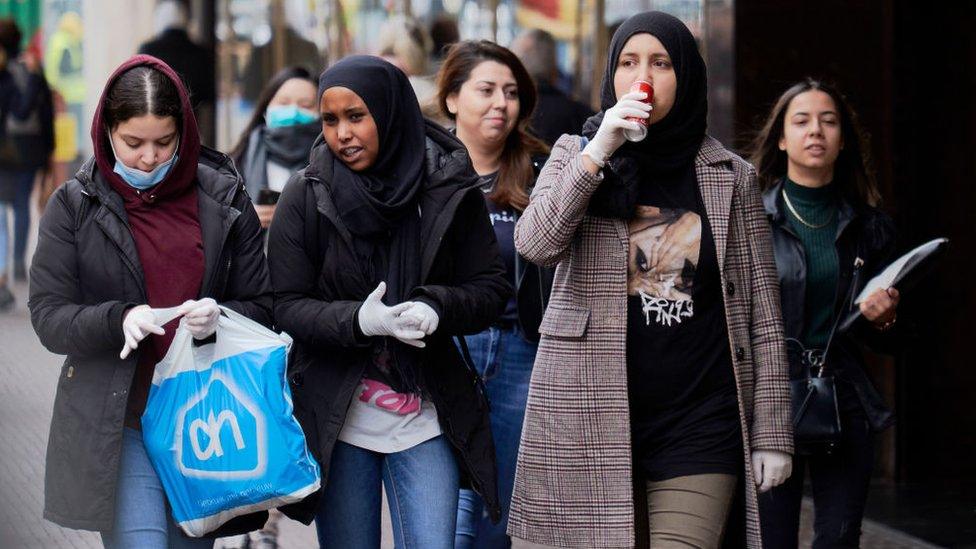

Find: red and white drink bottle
<box><xmin>624</xmin><ymin>80</ymin><xmax>653</xmax><ymax>142</ymax></box>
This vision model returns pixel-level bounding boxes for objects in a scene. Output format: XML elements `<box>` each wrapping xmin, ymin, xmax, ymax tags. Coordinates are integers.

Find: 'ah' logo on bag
<box><xmin>189</xmin><ymin>410</ymin><xmax>246</xmax><ymax>460</ymax></box>
<box><xmin>175</xmin><ymin>372</ymin><xmax>268</xmax><ymax>480</ymax></box>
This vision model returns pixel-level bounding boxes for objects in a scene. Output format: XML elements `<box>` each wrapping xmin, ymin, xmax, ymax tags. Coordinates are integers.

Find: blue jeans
<box><xmin>315</xmin><ymin>436</ymin><xmax>460</xmax><ymax>548</ymax></box>
<box><xmin>455</xmin><ymin>326</ymin><xmax>538</xmax><ymax>549</ymax></box>
<box><xmin>0</xmin><ymin>168</ymin><xmax>35</xmax><ymax>270</ymax></box>
<box><xmin>0</xmin><ymin>202</ymin><xmax>7</xmax><ymax>274</ymax></box>
<box><xmin>101</xmin><ymin>428</ymin><xmax>213</xmax><ymax>549</ymax></box>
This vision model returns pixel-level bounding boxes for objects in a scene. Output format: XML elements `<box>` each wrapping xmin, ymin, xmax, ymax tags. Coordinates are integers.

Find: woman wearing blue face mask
<box><xmin>28</xmin><ymin>55</ymin><xmax>272</xmax><ymax>547</ymax></box>
<box><xmin>230</xmin><ymin>67</ymin><xmax>319</xmax><ymax>230</ymax></box>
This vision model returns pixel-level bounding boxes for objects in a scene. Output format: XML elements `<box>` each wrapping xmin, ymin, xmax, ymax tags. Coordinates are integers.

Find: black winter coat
<box><xmin>763</xmin><ymin>180</ymin><xmax>899</xmax><ymax>431</ymax></box>
<box><xmin>268</xmin><ymin>121</ymin><xmax>511</xmax><ymax>523</ymax></box>
<box><xmin>29</xmin><ymin>147</ymin><xmax>273</xmax><ymax>533</ymax></box>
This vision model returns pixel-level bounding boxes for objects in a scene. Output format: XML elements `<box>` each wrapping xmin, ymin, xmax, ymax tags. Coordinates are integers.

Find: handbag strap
<box><xmin>455</xmin><ymin>335</ymin><xmax>490</xmax><ymax>409</ymax></box>
<box><xmin>821</xmin><ymin>249</ymin><xmax>865</xmax><ymax>375</ymax></box>
<box><xmin>792</xmin><ymin>381</ymin><xmax>819</xmax><ymax>427</ymax></box>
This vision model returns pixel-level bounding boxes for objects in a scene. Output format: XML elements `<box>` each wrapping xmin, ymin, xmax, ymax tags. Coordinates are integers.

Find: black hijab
<box><xmin>583</xmin><ymin>11</ymin><xmax>708</xmax><ymax>218</ymax></box>
<box><xmin>318</xmin><ymin>55</ymin><xmax>427</xmax><ymax>237</ymax></box>
<box><xmin>318</xmin><ymin>55</ymin><xmax>427</xmax><ymax>393</ymax></box>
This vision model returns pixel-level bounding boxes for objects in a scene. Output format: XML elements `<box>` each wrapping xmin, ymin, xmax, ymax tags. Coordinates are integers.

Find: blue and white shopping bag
<box><xmin>142</xmin><ymin>306</ymin><xmax>320</xmax><ymax>537</ymax></box>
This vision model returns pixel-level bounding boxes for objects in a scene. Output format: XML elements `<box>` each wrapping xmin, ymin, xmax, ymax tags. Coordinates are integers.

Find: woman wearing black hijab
<box><xmin>267</xmin><ymin>55</ymin><xmax>509</xmax><ymax>548</ymax></box>
<box><xmin>508</xmin><ymin>12</ymin><xmax>792</xmax><ymax>548</ymax></box>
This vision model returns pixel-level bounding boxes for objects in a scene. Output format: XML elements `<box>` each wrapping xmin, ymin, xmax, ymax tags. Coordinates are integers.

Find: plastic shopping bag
<box><xmin>142</xmin><ymin>306</ymin><xmax>320</xmax><ymax>537</ymax></box>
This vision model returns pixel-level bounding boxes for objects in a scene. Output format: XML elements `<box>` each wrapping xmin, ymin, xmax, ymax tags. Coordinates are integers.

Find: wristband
<box><xmin>874</xmin><ymin>313</ymin><xmax>897</xmax><ymax>332</ymax></box>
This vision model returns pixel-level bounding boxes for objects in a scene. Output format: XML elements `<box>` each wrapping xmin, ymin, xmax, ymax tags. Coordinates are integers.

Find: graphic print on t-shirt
<box><xmin>628</xmin><ymin>206</ymin><xmax>702</xmax><ymax>327</ymax></box>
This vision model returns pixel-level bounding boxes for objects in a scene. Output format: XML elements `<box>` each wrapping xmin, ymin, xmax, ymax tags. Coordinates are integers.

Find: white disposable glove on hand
<box><xmin>752</xmin><ymin>450</ymin><xmax>793</xmax><ymax>493</ymax></box>
<box><xmin>400</xmin><ymin>301</ymin><xmax>439</xmax><ymax>336</ymax></box>
<box><xmin>177</xmin><ymin>298</ymin><xmax>221</xmax><ymax>340</ymax></box>
<box><xmin>581</xmin><ymin>90</ymin><xmax>652</xmax><ymax>167</ymax></box>
<box><xmin>120</xmin><ymin>304</ymin><xmax>165</xmax><ymax>359</ymax></box>
<box><xmin>357</xmin><ymin>282</ymin><xmax>427</xmax><ymax>348</ymax></box>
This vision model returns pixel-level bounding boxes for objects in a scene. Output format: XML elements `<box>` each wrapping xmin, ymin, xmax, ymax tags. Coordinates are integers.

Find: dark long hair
<box><xmin>228</xmin><ymin>66</ymin><xmax>317</xmax><ymax>161</ymax></box>
<box><xmin>0</xmin><ymin>18</ymin><xmax>21</xmax><ymax>58</ymax></box>
<box><xmin>748</xmin><ymin>78</ymin><xmax>880</xmax><ymax>207</ymax></box>
<box><xmin>435</xmin><ymin>40</ymin><xmax>549</xmax><ymax>211</ymax></box>
<box><xmin>104</xmin><ymin>66</ymin><xmax>182</xmax><ymax>132</ymax></box>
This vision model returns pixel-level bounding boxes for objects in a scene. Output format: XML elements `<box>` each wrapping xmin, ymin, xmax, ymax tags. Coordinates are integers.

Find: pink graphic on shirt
<box><xmin>357</xmin><ymin>379</ymin><xmax>422</xmax><ymax>415</ymax></box>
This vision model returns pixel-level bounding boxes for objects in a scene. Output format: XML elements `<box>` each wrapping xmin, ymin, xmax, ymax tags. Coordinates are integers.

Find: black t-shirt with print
<box><xmin>626</xmin><ymin>166</ymin><xmax>742</xmax><ymax>481</ymax></box>
<box><xmin>479</xmin><ymin>172</ymin><xmax>518</xmax><ymax>323</ymax></box>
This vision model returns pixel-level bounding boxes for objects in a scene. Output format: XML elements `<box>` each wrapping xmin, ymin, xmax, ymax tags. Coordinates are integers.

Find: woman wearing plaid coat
<box><xmin>508</xmin><ymin>13</ymin><xmax>792</xmax><ymax>549</ymax></box>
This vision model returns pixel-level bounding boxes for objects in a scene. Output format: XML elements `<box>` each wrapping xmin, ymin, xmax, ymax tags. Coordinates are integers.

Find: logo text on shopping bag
<box><xmin>174</xmin><ymin>371</ymin><xmax>268</xmax><ymax>480</ymax></box>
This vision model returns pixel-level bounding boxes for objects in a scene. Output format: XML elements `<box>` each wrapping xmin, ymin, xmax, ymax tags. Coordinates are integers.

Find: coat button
<box><xmin>726</xmin><ymin>281</ymin><xmax>735</xmax><ymax>296</ymax></box>
<box><xmin>292</xmin><ymin>374</ymin><xmax>304</xmax><ymax>387</ymax></box>
<box><xmin>735</xmin><ymin>347</ymin><xmax>746</xmax><ymax>361</ymax></box>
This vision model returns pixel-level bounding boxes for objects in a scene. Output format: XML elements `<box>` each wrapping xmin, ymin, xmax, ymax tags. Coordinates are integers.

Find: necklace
<box><xmin>782</xmin><ymin>189</ymin><xmax>835</xmax><ymax>229</ymax></box>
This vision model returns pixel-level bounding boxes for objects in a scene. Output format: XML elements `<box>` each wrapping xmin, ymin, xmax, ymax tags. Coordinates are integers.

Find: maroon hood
<box><xmin>92</xmin><ymin>54</ymin><xmax>201</xmax><ymax>202</ymax></box>
<box><xmin>91</xmin><ymin>56</ymin><xmax>207</xmax><ymax>430</ymax></box>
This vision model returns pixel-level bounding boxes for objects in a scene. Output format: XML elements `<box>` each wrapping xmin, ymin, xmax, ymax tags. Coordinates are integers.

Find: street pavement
<box><xmin>0</xmin><ymin>281</ymin><xmax>101</xmax><ymax>548</ymax></box>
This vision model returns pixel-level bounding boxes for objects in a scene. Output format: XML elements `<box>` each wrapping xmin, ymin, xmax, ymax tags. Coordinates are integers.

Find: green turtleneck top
<box><xmin>783</xmin><ymin>178</ymin><xmax>840</xmax><ymax>348</ymax></box>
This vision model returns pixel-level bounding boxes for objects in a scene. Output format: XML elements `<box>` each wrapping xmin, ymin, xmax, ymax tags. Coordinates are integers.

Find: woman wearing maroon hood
<box><xmin>28</xmin><ymin>56</ymin><xmax>272</xmax><ymax>547</ymax></box>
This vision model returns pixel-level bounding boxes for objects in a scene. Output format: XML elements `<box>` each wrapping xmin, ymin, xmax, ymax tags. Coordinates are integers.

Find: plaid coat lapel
<box><xmin>696</xmin><ymin>136</ymin><xmax>734</xmax><ymax>270</ymax></box>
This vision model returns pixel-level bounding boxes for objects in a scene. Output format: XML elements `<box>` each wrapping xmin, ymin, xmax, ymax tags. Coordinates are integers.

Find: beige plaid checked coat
<box><xmin>508</xmin><ymin>135</ymin><xmax>793</xmax><ymax>548</ymax></box>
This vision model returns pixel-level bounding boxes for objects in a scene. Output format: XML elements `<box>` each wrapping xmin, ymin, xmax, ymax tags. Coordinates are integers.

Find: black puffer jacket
<box><xmin>269</xmin><ymin>121</ymin><xmax>511</xmax><ymax>523</ymax></box>
<box><xmin>763</xmin><ymin>180</ymin><xmax>899</xmax><ymax>431</ymax></box>
<box><xmin>28</xmin><ymin>147</ymin><xmax>273</xmax><ymax>532</ymax></box>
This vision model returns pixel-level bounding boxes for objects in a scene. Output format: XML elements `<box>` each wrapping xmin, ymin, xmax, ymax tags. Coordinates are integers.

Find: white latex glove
<box><xmin>400</xmin><ymin>301</ymin><xmax>439</xmax><ymax>336</ymax></box>
<box><xmin>177</xmin><ymin>298</ymin><xmax>221</xmax><ymax>340</ymax></box>
<box><xmin>120</xmin><ymin>304</ymin><xmax>165</xmax><ymax>359</ymax></box>
<box><xmin>581</xmin><ymin>90</ymin><xmax>653</xmax><ymax>167</ymax></box>
<box><xmin>752</xmin><ymin>450</ymin><xmax>793</xmax><ymax>493</ymax></box>
<box><xmin>357</xmin><ymin>282</ymin><xmax>427</xmax><ymax>348</ymax></box>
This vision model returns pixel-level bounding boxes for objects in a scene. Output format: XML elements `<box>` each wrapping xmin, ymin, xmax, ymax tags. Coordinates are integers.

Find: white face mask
<box><xmin>108</xmin><ymin>133</ymin><xmax>179</xmax><ymax>190</ymax></box>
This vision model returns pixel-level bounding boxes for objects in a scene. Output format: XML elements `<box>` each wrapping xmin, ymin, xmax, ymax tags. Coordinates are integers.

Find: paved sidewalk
<box><xmin>0</xmin><ymin>282</ymin><xmax>101</xmax><ymax>548</ymax></box>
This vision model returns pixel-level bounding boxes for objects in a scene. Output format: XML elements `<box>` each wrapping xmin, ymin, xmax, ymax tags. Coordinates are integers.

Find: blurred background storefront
<box><xmin>209</xmin><ymin>0</ymin><xmax>734</xmax><ymax>152</ymax></box>
<box><xmin>24</xmin><ymin>0</ymin><xmax>735</xmax><ymax>155</ymax></box>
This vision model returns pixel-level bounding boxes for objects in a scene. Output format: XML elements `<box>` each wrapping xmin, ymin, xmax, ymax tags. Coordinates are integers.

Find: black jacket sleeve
<box><xmin>267</xmin><ymin>175</ymin><xmax>368</xmax><ymax>349</ymax></box>
<box><xmin>219</xmin><ymin>190</ymin><xmax>273</xmax><ymax>328</ymax></box>
<box><xmin>411</xmin><ymin>192</ymin><xmax>512</xmax><ymax>336</ymax></box>
<box><xmin>28</xmin><ymin>185</ymin><xmax>133</xmax><ymax>357</ymax></box>
<box><xmin>849</xmin><ymin>210</ymin><xmax>903</xmax><ymax>354</ymax></box>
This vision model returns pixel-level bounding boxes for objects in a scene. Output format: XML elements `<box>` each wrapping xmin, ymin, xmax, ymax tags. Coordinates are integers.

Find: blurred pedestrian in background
<box><xmin>377</xmin><ymin>15</ymin><xmax>437</xmax><ymax>105</ymax></box>
<box><xmin>0</xmin><ymin>17</ymin><xmax>52</xmax><ymax>310</ymax></box>
<box><xmin>509</xmin><ymin>29</ymin><xmax>593</xmax><ymax>146</ymax></box>
<box><xmin>229</xmin><ymin>66</ymin><xmax>318</xmax><ymax>231</ymax></box>
<box><xmin>428</xmin><ymin>15</ymin><xmax>460</xmax><ymax>75</ymax></box>
<box><xmin>138</xmin><ymin>0</ymin><xmax>216</xmax><ymax>141</ymax></box>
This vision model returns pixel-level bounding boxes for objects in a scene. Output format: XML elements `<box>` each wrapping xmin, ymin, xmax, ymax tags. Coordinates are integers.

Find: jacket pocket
<box><xmin>538</xmin><ymin>306</ymin><xmax>590</xmax><ymax>338</ymax></box>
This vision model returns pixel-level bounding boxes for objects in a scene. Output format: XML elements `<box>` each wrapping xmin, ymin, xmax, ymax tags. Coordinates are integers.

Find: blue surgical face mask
<box><xmin>265</xmin><ymin>104</ymin><xmax>319</xmax><ymax>129</ymax></box>
<box><xmin>109</xmin><ymin>134</ymin><xmax>179</xmax><ymax>190</ymax></box>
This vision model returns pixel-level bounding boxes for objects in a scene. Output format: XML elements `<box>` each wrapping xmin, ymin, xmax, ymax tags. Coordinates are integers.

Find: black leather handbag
<box><xmin>789</xmin><ymin>339</ymin><xmax>842</xmax><ymax>454</ymax></box>
<box><xmin>790</xmin><ymin>257</ymin><xmax>865</xmax><ymax>454</ymax></box>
